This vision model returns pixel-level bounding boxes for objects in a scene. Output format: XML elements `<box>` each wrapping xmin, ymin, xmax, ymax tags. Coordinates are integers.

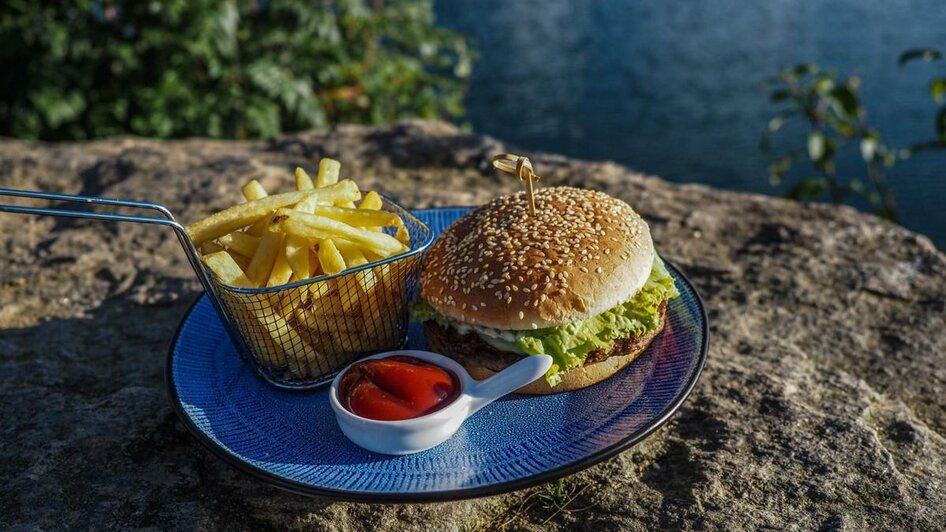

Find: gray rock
<box><xmin>1</xmin><ymin>121</ymin><xmax>943</xmax><ymax>530</ymax></box>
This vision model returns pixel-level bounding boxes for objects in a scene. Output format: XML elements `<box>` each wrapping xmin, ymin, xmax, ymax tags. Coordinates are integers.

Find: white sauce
<box><xmin>448</xmin><ymin>320</ymin><xmax>526</xmax><ymax>354</ymax></box>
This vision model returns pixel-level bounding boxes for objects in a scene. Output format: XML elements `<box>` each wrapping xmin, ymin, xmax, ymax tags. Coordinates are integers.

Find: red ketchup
<box><xmin>338</xmin><ymin>356</ymin><xmax>460</xmax><ymax>421</ymax></box>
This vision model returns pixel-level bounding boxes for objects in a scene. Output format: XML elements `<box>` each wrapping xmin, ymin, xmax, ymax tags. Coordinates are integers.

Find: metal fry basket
<box><xmin>0</xmin><ymin>188</ymin><xmax>433</xmax><ymax>389</ymax></box>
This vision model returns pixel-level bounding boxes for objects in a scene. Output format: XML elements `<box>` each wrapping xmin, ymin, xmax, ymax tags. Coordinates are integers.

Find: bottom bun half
<box><xmin>423</xmin><ymin>302</ymin><xmax>667</xmax><ymax>395</ymax></box>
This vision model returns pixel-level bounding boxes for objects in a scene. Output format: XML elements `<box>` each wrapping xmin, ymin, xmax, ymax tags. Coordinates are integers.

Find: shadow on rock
<box><xmin>1</xmin><ymin>295</ymin><xmax>335</xmax><ymax>529</ymax></box>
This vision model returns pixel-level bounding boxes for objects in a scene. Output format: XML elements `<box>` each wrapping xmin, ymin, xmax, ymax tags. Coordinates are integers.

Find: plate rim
<box><xmin>165</xmin><ymin>212</ymin><xmax>709</xmax><ymax>503</ymax></box>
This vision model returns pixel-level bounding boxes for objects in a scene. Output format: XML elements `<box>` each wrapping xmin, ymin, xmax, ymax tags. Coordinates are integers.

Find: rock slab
<box><xmin>1</xmin><ymin>122</ymin><xmax>944</xmax><ymax>530</ymax></box>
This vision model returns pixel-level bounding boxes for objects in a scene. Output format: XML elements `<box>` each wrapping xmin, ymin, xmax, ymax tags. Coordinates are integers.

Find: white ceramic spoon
<box><xmin>329</xmin><ymin>350</ymin><xmax>553</xmax><ymax>455</ymax></box>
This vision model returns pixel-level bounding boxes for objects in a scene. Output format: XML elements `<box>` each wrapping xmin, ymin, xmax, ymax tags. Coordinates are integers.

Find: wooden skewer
<box><xmin>492</xmin><ymin>153</ymin><xmax>541</xmax><ymax>216</ymax></box>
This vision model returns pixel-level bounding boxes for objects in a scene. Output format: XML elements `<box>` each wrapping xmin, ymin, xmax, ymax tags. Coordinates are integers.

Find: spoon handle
<box><xmin>468</xmin><ymin>355</ymin><xmax>553</xmax><ymax>415</ymax></box>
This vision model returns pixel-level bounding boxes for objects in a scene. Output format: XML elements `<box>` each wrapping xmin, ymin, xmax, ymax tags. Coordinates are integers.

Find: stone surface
<box><xmin>1</xmin><ymin>121</ymin><xmax>944</xmax><ymax>530</ymax></box>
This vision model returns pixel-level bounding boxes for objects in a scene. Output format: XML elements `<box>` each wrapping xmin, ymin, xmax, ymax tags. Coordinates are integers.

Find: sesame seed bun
<box><xmin>420</xmin><ymin>187</ymin><xmax>655</xmax><ymax>330</ymax></box>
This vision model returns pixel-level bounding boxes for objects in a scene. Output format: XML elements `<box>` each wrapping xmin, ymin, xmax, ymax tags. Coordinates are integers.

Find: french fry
<box><xmin>334</xmin><ymin>239</ymin><xmax>368</xmax><ymax>267</ymax></box>
<box><xmin>266</xmin><ymin>245</ymin><xmax>293</xmax><ymax>287</ymax></box>
<box><xmin>227</xmin><ymin>302</ymin><xmax>280</xmax><ymax>365</ymax></box>
<box><xmin>314</xmin><ymin>278</ymin><xmax>360</xmax><ymax>315</ymax></box>
<box><xmin>293</xmin><ymin>301</ymin><xmax>353</xmax><ymax>357</ymax></box>
<box><xmin>351</xmin><ymin>269</ymin><xmax>380</xmax><ymax>317</ymax></box>
<box><xmin>247</xmin><ymin>229</ymin><xmax>284</xmax><ymax>286</ymax></box>
<box><xmin>308</xmin><ymin>249</ymin><xmax>323</xmax><ymax>277</ymax></box>
<box><xmin>242</xmin><ymin>179</ymin><xmax>268</xmax><ymax>201</ymax></box>
<box><xmin>294</xmin><ymin>179</ymin><xmax>361</xmax><ymax>213</ymax></box>
<box><xmin>284</xmin><ymin>234</ymin><xmax>311</xmax><ymax>281</ymax></box>
<box><xmin>357</xmin><ymin>191</ymin><xmax>384</xmax><ymax>231</ymax></box>
<box><xmin>359</xmin><ymin>191</ymin><xmax>383</xmax><ymax>210</ymax></box>
<box><xmin>269</xmin><ymin>289</ymin><xmax>296</xmax><ymax>317</ymax></box>
<box><xmin>317</xmin><ymin>238</ymin><xmax>346</xmax><ymax>275</ymax></box>
<box><xmin>218</xmin><ymin>231</ymin><xmax>260</xmax><ymax>258</ymax></box>
<box><xmin>396</xmin><ymin>225</ymin><xmax>410</xmax><ymax>246</ymax></box>
<box><xmin>187</xmin><ymin>189</ymin><xmax>321</xmax><ymax>244</ymax></box>
<box><xmin>188</xmin><ymin>182</ymin><xmax>361</xmax><ymax>244</ymax></box>
<box><xmin>295</xmin><ymin>167</ymin><xmax>314</xmax><ymax>191</ymax></box>
<box><xmin>332</xmin><ymin>320</ymin><xmax>369</xmax><ymax>349</ymax></box>
<box><xmin>310</xmin><ymin>204</ymin><xmax>402</xmax><ymax>228</ymax></box>
<box><xmin>300</xmin><ymin>282</ymin><xmax>331</xmax><ymax>313</ymax></box>
<box><xmin>201</xmin><ymin>251</ymin><xmax>254</xmax><ymax>288</ymax></box>
<box><xmin>256</xmin><ymin>308</ymin><xmax>316</xmax><ymax>377</ymax></box>
<box><xmin>247</xmin><ymin>211</ymin><xmax>274</xmax><ymax>237</ymax></box>
<box><xmin>275</xmin><ymin>209</ymin><xmax>408</xmax><ymax>257</ymax></box>
<box><xmin>243</xmin><ymin>180</ymin><xmax>271</xmax><ymax>235</ymax></box>
<box><xmin>200</xmin><ymin>241</ymin><xmax>225</xmax><ymax>255</ymax></box>
<box><xmin>229</xmin><ymin>250</ymin><xmax>251</xmax><ymax>271</ymax></box>
<box><xmin>362</xmin><ymin>249</ymin><xmax>385</xmax><ymax>262</ymax></box>
<box><xmin>227</xmin><ymin>299</ymin><xmax>317</xmax><ymax>379</ymax></box>
<box><xmin>316</xmin><ymin>158</ymin><xmax>341</xmax><ymax>188</ymax></box>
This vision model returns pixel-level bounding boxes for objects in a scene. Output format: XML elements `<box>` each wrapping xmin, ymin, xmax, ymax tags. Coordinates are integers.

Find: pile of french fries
<box><xmin>186</xmin><ymin>158</ymin><xmax>414</xmax><ymax>379</ymax></box>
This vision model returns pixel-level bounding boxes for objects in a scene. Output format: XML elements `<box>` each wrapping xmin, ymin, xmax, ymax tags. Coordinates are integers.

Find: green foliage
<box><xmin>760</xmin><ymin>51</ymin><xmax>945</xmax><ymax>221</ymax></box>
<box><xmin>537</xmin><ymin>477</ymin><xmax>594</xmax><ymax>518</ymax></box>
<box><xmin>0</xmin><ymin>0</ymin><xmax>474</xmax><ymax>141</ymax></box>
<box><xmin>898</xmin><ymin>48</ymin><xmax>942</xmax><ymax>67</ymax></box>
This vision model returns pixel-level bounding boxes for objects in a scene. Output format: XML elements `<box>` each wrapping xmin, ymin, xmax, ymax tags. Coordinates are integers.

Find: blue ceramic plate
<box><xmin>166</xmin><ymin>207</ymin><xmax>708</xmax><ymax>502</ymax></box>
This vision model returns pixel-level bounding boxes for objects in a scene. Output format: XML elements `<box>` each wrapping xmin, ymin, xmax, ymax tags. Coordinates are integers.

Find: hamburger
<box><xmin>412</xmin><ymin>186</ymin><xmax>679</xmax><ymax>394</ymax></box>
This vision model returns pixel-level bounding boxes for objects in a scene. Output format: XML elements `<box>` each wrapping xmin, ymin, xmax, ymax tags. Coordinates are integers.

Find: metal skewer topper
<box><xmin>492</xmin><ymin>153</ymin><xmax>541</xmax><ymax>216</ymax></box>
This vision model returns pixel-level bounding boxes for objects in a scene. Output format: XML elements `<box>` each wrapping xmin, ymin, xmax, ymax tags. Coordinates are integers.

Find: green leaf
<box><xmin>898</xmin><ymin>48</ymin><xmax>942</xmax><ymax>67</ymax></box>
<box><xmin>830</xmin><ymin>118</ymin><xmax>856</xmax><ymax>137</ymax></box>
<box><xmin>770</xmin><ymin>90</ymin><xmax>791</xmax><ymax>103</ymax></box>
<box><xmin>212</xmin><ymin>1</ymin><xmax>240</xmax><ymax>58</ymax></box>
<box><xmin>767</xmin><ymin>114</ymin><xmax>788</xmax><ymax>133</ymax></box>
<box><xmin>814</xmin><ymin>75</ymin><xmax>835</xmax><ymax>94</ymax></box>
<box><xmin>807</xmin><ymin>131</ymin><xmax>827</xmax><ymax>162</ymax></box>
<box><xmin>0</xmin><ymin>0</ymin><xmax>473</xmax><ymax>140</ymax></box>
<box><xmin>31</xmin><ymin>90</ymin><xmax>87</xmax><ymax>129</ymax></box>
<box><xmin>785</xmin><ymin>178</ymin><xmax>828</xmax><ymax>200</ymax></box>
<box><xmin>243</xmin><ymin>98</ymin><xmax>281</xmax><ymax>139</ymax></box>
<box><xmin>932</xmin><ymin>78</ymin><xmax>946</xmax><ymax>104</ymax></box>
<box><xmin>873</xmin><ymin>207</ymin><xmax>897</xmax><ymax>221</ymax></box>
<box><xmin>883</xmin><ymin>152</ymin><xmax>898</xmax><ymax>167</ymax></box>
<box><xmin>830</xmin><ymin>85</ymin><xmax>860</xmax><ymax>117</ymax></box>
<box><xmin>860</xmin><ymin>137</ymin><xmax>878</xmax><ymax>161</ymax></box>
<box><xmin>793</xmin><ymin>63</ymin><xmax>818</xmax><ymax>76</ymax></box>
<box><xmin>768</xmin><ymin>154</ymin><xmax>794</xmax><ymax>174</ymax></box>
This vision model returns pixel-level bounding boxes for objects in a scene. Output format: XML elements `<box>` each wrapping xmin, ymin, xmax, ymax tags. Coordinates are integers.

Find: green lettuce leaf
<box><xmin>411</xmin><ymin>256</ymin><xmax>680</xmax><ymax>386</ymax></box>
<box><xmin>515</xmin><ymin>256</ymin><xmax>679</xmax><ymax>385</ymax></box>
<box><xmin>409</xmin><ymin>298</ymin><xmax>450</xmax><ymax>327</ymax></box>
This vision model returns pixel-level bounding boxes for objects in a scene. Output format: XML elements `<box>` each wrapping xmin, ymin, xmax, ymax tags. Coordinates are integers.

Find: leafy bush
<box><xmin>0</xmin><ymin>0</ymin><xmax>473</xmax><ymax>140</ymax></box>
<box><xmin>760</xmin><ymin>49</ymin><xmax>945</xmax><ymax>220</ymax></box>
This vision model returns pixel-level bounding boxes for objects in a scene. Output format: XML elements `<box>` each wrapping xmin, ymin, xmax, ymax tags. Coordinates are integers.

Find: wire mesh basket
<box><xmin>212</xmin><ymin>200</ymin><xmax>431</xmax><ymax>387</ymax></box>
<box><xmin>0</xmin><ymin>188</ymin><xmax>432</xmax><ymax>389</ymax></box>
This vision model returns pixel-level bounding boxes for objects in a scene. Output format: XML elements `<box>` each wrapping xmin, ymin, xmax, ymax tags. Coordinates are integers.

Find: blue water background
<box><xmin>436</xmin><ymin>0</ymin><xmax>946</xmax><ymax>247</ymax></box>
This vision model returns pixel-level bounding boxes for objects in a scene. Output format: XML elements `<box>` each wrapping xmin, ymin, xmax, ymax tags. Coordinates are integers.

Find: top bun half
<box><xmin>420</xmin><ymin>187</ymin><xmax>655</xmax><ymax>330</ymax></box>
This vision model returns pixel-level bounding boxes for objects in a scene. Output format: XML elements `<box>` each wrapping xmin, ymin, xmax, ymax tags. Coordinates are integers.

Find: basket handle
<box><xmin>0</xmin><ymin>187</ymin><xmax>249</xmax><ymax>355</ymax></box>
<box><xmin>0</xmin><ymin>187</ymin><xmax>208</xmax><ymax>283</ymax></box>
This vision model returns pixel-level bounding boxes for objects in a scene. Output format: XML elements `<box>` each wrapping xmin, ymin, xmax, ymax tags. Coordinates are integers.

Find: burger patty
<box><xmin>423</xmin><ymin>301</ymin><xmax>668</xmax><ymax>372</ymax></box>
